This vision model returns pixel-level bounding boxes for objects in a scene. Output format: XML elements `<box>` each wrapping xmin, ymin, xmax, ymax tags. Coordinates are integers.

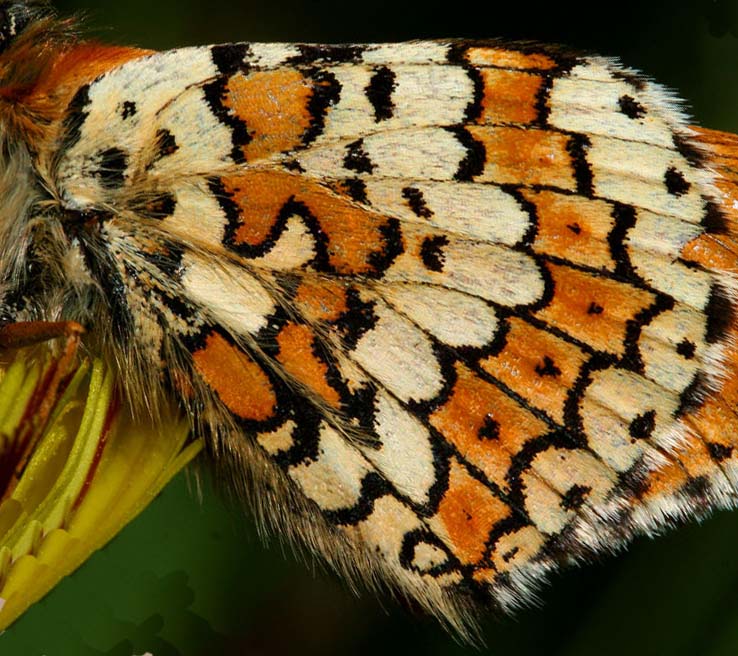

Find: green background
<box><xmin>4</xmin><ymin>1</ymin><xmax>738</xmax><ymax>654</ymax></box>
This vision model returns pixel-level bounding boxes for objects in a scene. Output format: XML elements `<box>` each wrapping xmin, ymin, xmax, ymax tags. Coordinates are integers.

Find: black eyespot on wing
<box><xmin>342</xmin><ymin>177</ymin><xmax>368</xmax><ymax>203</ymax></box>
<box><xmin>402</xmin><ymin>186</ymin><xmax>433</xmax><ymax>218</ymax></box>
<box><xmin>566</xmin><ymin>133</ymin><xmax>594</xmax><ymax>197</ymax></box>
<box><xmin>336</xmin><ymin>288</ymin><xmax>378</xmax><ymax>350</ymax></box>
<box><xmin>676</xmin><ymin>339</ymin><xmax>696</xmax><ymax>360</ymax></box>
<box><xmin>420</xmin><ymin>235</ymin><xmax>449</xmax><ymax>272</ymax></box>
<box><xmin>534</xmin><ymin>355</ymin><xmax>561</xmax><ymax>378</ymax></box>
<box><xmin>618</xmin><ymin>95</ymin><xmax>646</xmax><ymax>120</ymax></box>
<box><xmin>211</xmin><ymin>43</ymin><xmax>250</xmax><ymax>75</ymax></box>
<box><xmin>121</xmin><ymin>100</ymin><xmax>137</xmax><ymax>119</ymax></box>
<box><xmin>664</xmin><ymin>167</ymin><xmax>691</xmax><ymax>196</ymax></box>
<box><xmin>366</xmin><ymin>66</ymin><xmax>396</xmax><ymax>122</ymax></box>
<box><xmin>676</xmin><ymin>371</ymin><xmax>709</xmax><ymax>417</ymax></box>
<box><xmin>478</xmin><ymin>416</ymin><xmax>500</xmax><ymax>441</ymax></box>
<box><xmin>302</xmin><ymin>69</ymin><xmax>341</xmax><ymax>147</ymax></box>
<box><xmin>449</xmin><ymin>126</ymin><xmax>485</xmax><ymax>181</ymax></box>
<box><xmin>707</xmin><ymin>442</ymin><xmax>734</xmax><ymax>462</ymax></box>
<box><xmin>145</xmin><ymin>128</ymin><xmax>179</xmax><ymax>170</ymax></box>
<box><xmin>560</xmin><ymin>484</ymin><xmax>591</xmax><ymax>511</ymax></box>
<box><xmin>344</xmin><ymin>139</ymin><xmax>374</xmax><ymax>174</ymax></box>
<box><xmin>142</xmin><ymin>192</ymin><xmax>177</xmax><ymax>220</ymax></box>
<box><xmin>612</xmin><ymin>69</ymin><xmax>647</xmax><ymax>92</ymax></box>
<box><xmin>628</xmin><ymin>410</ymin><xmax>655</xmax><ymax>440</ymax></box>
<box><xmin>705</xmin><ymin>283</ymin><xmax>734</xmax><ymax>345</ymax></box>
<box><xmin>701</xmin><ymin>201</ymin><xmax>729</xmax><ymax>235</ymax></box>
<box><xmin>288</xmin><ymin>44</ymin><xmax>365</xmax><ymax>65</ymax></box>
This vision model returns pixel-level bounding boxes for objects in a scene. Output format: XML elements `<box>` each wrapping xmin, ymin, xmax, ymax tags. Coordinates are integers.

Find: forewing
<box><xmin>50</xmin><ymin>41</ymin><xmax>738</xmax><ymax>631</ymax></box>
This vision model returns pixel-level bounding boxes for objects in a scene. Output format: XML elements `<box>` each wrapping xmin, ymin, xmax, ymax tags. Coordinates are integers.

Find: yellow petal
<box><xmin>0</xmin><ymin>349</ymin><xmax>202</xmax><ymax>629</ymax></box>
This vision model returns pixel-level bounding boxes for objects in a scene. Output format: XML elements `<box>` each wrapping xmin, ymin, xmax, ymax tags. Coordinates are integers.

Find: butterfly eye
<box><xmin>0</xmin><ymin>1</ymin><xmax>49</xmax><ymax>53</ymax></box>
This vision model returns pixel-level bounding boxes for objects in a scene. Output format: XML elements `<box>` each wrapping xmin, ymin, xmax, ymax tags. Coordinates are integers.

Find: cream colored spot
<box><xmin>522</xmin><ymin>472</ymin><xmax>571</xmax><ymax>534</ymax></box>
<box><xmin>289</xmin><ymin>423</ymin><xmax>371</xmax><ymax>511</ymax></box>
<box><xmin>364</xmin><ymin>179</ymin><xmax>531</xmax><ymax>244</ymax></box>
<box><xmin>315</xmin><ymin>65</ymin><xmax>376</xmax><ymax>142</ymax></box>
<box><xmin>257</xmin><ymin>420</ymin><xmax>297</xmax><ymax>455</ymax></box>
<box><xmin>351</xmin><ymin>495</ymin><xmax>422</xmax><ymax>565</ymax></box>
<box><xmin>580</xmin><ymin>398</ymin><xmax>649</xmax><ymax>473</ymax></box>
<box><xmin>361</xmin><ymin>391</ymin><xmax>436</xmax><ymax>504</ymax></box>
<box><xmin>362</xmin><ymin>43</ymin><xmax>451</xmax><ymax>64</ymax></box>
<box><xmin>549</xmin><ymin>71</ymin><xmax>674</xmax><ymax>148</ymax></box>
<box><xmin>389</xmin><ymin>65</ymin><xmax>473</xmax><ymax>127</ymax></box>
<box><xmin>352</xmin><ymin>301</ymin><xmax>444</xmax><ymax>403</ymax></box>
<box><xmin>383</xmin><ymin>283</ymin><xmax>499</xmax><ymax>348</ymax></box>
<box><xmin>627</xmin><ymin>209</ymin><xmax>703</xmax><ymax>257</ymax></box>
<box><xmin>626</xmin><ymin>209</ymin><xmax>714</xmax><ymax>307</ymax></box>
<box><xmin>491</xmin><ymin>526</ymin><xmax>546</xmax><ymax>573</ymax></box>
<box><xmin>149</xmin><ymin>86</ymin><xmax>235</xmax><ymax>175</ymax></box>
<box><xmin>640</xmin><ymin>306</ymin><xmax>707</xmax><ymax>393</ymax></box>
<box><xmin>524</xmin><ymin>447</ymin><xmax>617</xmax><ymax>532</ymax></box>
<box><xmin>160</xmin><ymin>183</ymin><xmax>227</xmax><ymax>247</ymax></box>
<box><xmin>629</xmin><ymin>251</ymin><xmax>714</xmax><ymax>310</ymax></box>
<box><xmin>182</xmin><ymin>253</ymin><xmax>275</xmax><ymax>335</ymax></box>
<box><xmin>411</xmin><ymin>542</ymin><xmax>450</xmax><ymax>572</ymax></box>
<box><xmin>385</xmin><ymin>236</ymin><xmax>545</xmax><ymax>307</ymax></box>
<box><xmin>361</xmin><ymin>127</ymin><xmax>467</xmax><ymax>179</ymax></box>
<box><xmin>533</xmin><ymin>448</ymin><xmax>616</xmax><ymax>505</ymax></box>
<box><xmin>247</xmin><ymin>214</ymin><xmax>317</xmax><ymax>270</ymax></box>
<box><xmin>588</xmin><ymin>136</ymin><xmax>709</xmax><ymax>222</ymax></box>
<box><xmin>581</xmin><ymin>368</ymin><xmax>680</xmax><ymax>471</ymax></box>
<box><xmin>296</xmin><ymin>127</ymin><xmax>467</xmax><ymax>181</ymax></box>
<box><xmin>247</xmin><ymin>43</ymin><xmax>301</xmax><ymax>68</ymax></box>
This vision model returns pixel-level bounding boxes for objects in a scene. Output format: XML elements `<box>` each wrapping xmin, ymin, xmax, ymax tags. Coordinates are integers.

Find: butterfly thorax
<box><xmin>0</xmin><ymin>7</ymin><xmax>163</xmax><ymax>407</ymax></box>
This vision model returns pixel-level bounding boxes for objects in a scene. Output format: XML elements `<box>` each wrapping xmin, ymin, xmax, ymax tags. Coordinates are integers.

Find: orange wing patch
<box><xmin>467</xmin><ymin>125</ymin><xmax>577</xmax><ymax>189</ymax></box>
<box><xmin>479</xmin><ymin>317</ymin><xmax>589</xmax><ymax>423</ymax></box>
<box><xmin>535</xmin><ymin>262</ymin><xmax>656</xmax><ymax>356</ymax></box>
<box><xmin>476</xmin><ymin>69</ymin><xmax>543</xmax><ymax>125</ymax></box>
<box><xmin>430</xmin><ymin>363</ymin><xmax>549</xmax><ymax>491</ymax></box>
<box><xmin>222</xmin><ymin>69</ymin><xmax>313</xmax><ymax>161</ymax></box>
<box><xmin>220</xmin><ymin>169</ymin><xmax>403</xmax><ymax>274</ymax></box>
<box><xmin>523</xmin><ymin>190</ymin><xmax>617</xmax><ymax>271</ymax></box>
<box><xmin>681</xmin><ymin>232</ymin><xmax>738</xmax><ymax>273</ymax></box>
<box><xmin>276</xmin><ymin>322</ymin><xmax>342</xmax><ymax>408</ymax></box>
<box><xmin>293</xmin><ymin>278</ymin><xmax>350</xmax><ymax>323</ymax></box>
<box><xmin>464</xmin><ymin>46</ymin><xmax>557</xmax><ymax>71</ymax></box>
<box><xmin>220</xmin><ymin>169</ymin><xmax>294</xmax><ymax>248</ymax></box>
<box><xmin>192</xmin><ymin>331</ymin><xmax>277</xmax><ymax>422</ymax></box>
<box><xmin>430</xmin><ymin>458</ymin><xmax>511</xmax><ymax>565</ymax></box>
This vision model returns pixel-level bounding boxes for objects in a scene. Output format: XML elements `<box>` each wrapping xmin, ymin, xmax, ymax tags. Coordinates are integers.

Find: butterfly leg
<box><xmin>0</xmin><ymin>320</ymin><xmax>85</xmax><ymax>350</ymax></box>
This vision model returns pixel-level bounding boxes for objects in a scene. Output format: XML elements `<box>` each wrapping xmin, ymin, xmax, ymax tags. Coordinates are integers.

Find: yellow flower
<box><xmin>0</xmin><ymin>350</ymin><xmax>202</xmax><ymax>629</ymax></box>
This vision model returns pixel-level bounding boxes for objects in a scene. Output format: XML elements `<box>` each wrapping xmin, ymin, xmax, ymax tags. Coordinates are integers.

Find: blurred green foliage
<box><xmin>3</xmin><ymin>1</ymin><xmax>738</xmax><ymax>654</ymax></box>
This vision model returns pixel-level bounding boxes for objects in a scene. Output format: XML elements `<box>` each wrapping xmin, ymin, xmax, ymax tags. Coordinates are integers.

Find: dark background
<box><xmin>4</xmin><ymin>1</ymin><xmax>738</xmax><ymax>654</ymax></box>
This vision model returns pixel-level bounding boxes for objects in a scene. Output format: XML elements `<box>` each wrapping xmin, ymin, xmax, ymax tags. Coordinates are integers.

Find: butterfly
<box><xmin>1</xmin><ymin>0</ymin><xmax>738</xmax><ymax>643</ymax></box>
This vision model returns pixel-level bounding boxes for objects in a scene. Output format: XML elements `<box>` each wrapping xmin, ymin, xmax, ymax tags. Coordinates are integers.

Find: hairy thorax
<box><xmin>0</xmin><ymin>19</ymin><xmax>169</xmax><ymax>407</ymax></box>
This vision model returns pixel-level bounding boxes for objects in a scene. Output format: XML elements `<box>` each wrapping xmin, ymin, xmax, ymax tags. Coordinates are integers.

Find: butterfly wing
<box><xmin>38</xmin><ymin>41</ymin><xmax>738</xmax><ymax>632</ymax></box>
